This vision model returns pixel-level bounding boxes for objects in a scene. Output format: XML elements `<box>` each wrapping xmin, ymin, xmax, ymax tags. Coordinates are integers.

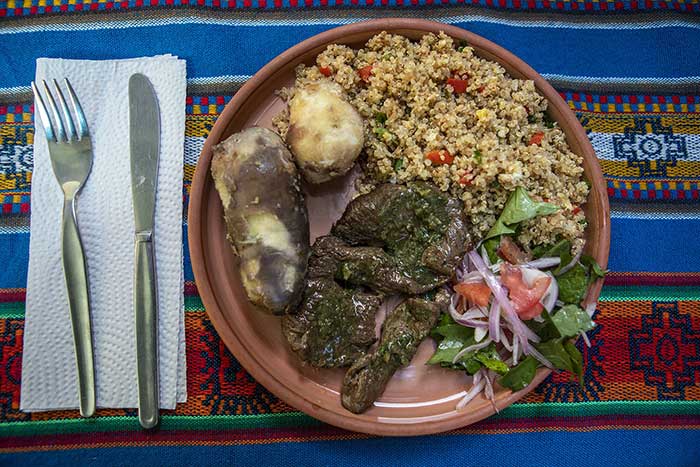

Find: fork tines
<box><xmin>31</xmin><ymin>79</ymin><xmax>89</xmax><ymax>143</ymax></box>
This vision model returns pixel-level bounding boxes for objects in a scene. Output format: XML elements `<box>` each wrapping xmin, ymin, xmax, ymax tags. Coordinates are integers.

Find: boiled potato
<box><xmin>211</xmin><ymin>127</ymin><xmax>310</xmax><ymax>315</ymax></box>
<box><xmin>286</xmin><ymin>81</ymin><xmax>364</xmax><ymax>184</ymax></box>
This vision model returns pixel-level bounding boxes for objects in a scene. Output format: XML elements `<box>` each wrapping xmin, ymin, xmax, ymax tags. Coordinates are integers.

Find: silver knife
<box><xmin>129</xmin><ymin>73</ymin><xmax>160</xmax><ymax>429</ymax></box>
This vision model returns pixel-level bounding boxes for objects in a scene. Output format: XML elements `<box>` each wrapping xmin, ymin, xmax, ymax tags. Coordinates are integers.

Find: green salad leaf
<box><xmin>557</xmin><ymin>263</ymin><xmax>588</xmax><ymax>304</ymax></box>
<box><xmin>564</xmin><ymin>341</ymin><xmax>584</xmax><ymax>388</ymax></box>
<box><xmin>526</xmin><ymin>309</ymin><xmax>561</xmax><ymax>342</ymax></box>
<box><xmin>474</xmin><ymin>343</ymin><xmax>509</xmax><ymax>375</ymax></box>
<box><xmin>427</xmin><ymin>337</ymin><xmax>468</xmax><ymax>366</ymax></box>
<box><xmin>482</xmin><ymin>237</ymin><xmax>500</xmax><ymax>264</ymax></box>
<box><xmin>581</xmin><ymin>254</ymin><xmax>607</xmax><ymax>286</ymax></box>
<box><xmin>428</xmin><ymin>316</ymin><xmax>508</xmax><ymax>375</ymax></box>
<box><xmin>533</xmin><ymin>239</ymin><xmax>571</xmax><ymax>260</ymax></box>
<box><xmin>484</xmin><ymin>187</ymin><xmax>559</xmax><ymax>241</ymax></box>
<box><xmin>551</xmin><ymin>304</ymin><xmax>595</xmax><ymax>338</ymax></box>
<box><xmin>498</xmin><ymin>356</ymin><xmax>538</xmax><ymax>391</ymax></box>
<box><xmin>534</xmin><ymin>340</ymin><xmax>575</xmax><ymax>373</ymax></box>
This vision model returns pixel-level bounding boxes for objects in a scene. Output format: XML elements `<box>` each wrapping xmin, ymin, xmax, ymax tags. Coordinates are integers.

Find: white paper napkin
<box><xmin>21</xmin><ymin>55</ymin><xmax>187</xmax><ymax>411</ymax></box>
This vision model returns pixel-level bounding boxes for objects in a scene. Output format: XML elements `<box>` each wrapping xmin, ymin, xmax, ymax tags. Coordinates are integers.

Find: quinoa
<box><xmin>274</xmin><ymin>32</ymin><xmax>589</xmax><ymax>252</ymax></box>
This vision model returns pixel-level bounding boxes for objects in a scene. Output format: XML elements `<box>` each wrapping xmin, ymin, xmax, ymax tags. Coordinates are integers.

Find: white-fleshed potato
<box><xmin>286</xmin><ymin>81</ymin><xmax>364</xmax><ymax>184</ymax></box>
<box><xmin>211</xmin><ymin>127</ymin><xmax>310</xmax><ymax>315</ymax></box>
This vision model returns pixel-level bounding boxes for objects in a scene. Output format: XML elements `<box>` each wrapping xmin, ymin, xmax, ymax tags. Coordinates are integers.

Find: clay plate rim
<box><xmin>188</xmin><ymin>18</ymin><xmax>611</xmax><ymax>436</ymax></box>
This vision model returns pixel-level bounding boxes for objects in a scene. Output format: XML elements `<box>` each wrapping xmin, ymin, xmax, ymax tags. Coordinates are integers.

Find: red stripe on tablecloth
<box><xmin>184</xmin><ymin>281</ymin><xmax>198</xmax><ymax>296</ymax></box>
<box><xmin>605</xmin><ymin>272</ymin><xmax>700</xmax><ymax>286</ymax></box>
<box><xmin>0</xmin><ymin>290</ymin><xmax>26</xmax><ymax>302</ymax></box>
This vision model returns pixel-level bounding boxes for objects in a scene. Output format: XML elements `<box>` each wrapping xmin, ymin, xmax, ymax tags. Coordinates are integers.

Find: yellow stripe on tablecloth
<box><xmin>599</xmin><ymin>160</ymin><xmax>700</xmax><ymax>178</ymax></box>
<box><xmin>578</xmin><ymin>113</ymin><xmax>700</xmax><ymax>134</ymax></box>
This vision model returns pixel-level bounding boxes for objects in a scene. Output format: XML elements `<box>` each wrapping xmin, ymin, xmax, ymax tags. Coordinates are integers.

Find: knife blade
<box><xmin>129</xmin><ymin>73</ymin><xmax>160</xmax><ymax>429</ymax></box>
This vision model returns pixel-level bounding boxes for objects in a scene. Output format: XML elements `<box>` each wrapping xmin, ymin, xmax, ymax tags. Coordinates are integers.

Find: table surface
<box><xmin>1</xmin><ymin>3</ymin><xmax>699</xmax><ymax>467</ymax></box>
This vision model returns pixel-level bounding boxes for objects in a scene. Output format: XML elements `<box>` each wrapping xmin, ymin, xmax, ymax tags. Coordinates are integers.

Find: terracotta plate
<box><xmin>188</xmin><ymin>19</ymin><xmax>611</xmax><ymax>436</ymax></box>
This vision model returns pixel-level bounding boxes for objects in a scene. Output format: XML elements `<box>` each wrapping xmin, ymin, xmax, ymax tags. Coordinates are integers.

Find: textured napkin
<box><xmin>21</xmin><ymin>55</ymin><xmax>187</xmax><ymax>411</ymax></box>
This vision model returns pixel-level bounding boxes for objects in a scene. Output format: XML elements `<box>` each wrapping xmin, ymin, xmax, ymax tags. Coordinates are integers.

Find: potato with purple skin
<box><xmin>286</xmin><ymin>81</ymin><xmax>364</xmax><ymax>184</ymax></box>
<box><xmin>211</xmin><ymin>127</ymin><xmax>310</xmax><ymax>315</ymax></box>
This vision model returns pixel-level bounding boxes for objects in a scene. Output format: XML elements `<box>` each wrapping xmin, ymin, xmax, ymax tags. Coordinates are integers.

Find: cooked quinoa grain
<box><xmin>274</xmin><ymin>32</ymin><xmax>589</xmax><ymax>251</ymax></box>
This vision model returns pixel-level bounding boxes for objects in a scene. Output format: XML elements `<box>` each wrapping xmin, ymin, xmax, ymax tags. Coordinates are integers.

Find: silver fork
<box><xmin>32</xmin><ymin>79</ymin><xmax>95</xmax><ymax>418</ymax></box>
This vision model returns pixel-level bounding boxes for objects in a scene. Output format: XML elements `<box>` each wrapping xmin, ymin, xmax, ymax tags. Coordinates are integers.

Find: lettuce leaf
<box><xmin>557</xmin><ymin>263</ymin><xmax>588</xmax><ymax>304</ymax></box>
<box><xmin>428</xmin><ymin>316</ymin><xmax>508</xmax><ymax>375</ymax></box>
<box><xmin>564</xmin><ymin>341</ymin><xmax>584</xmax><ymax>388</ymax></box>
<box><xmin>484</xmin><ymin>187</ymin><xmax>559</xmax><ymax>241</ymax></box>
<box><xmin>474</xmin><ymin>343</ymin><xmax>509</xmax><ymax>375</ymax></box>
<box><xmin>534</xmin><ymin>340</ymin><xmax>575</xmax><ymax>373</ymax></box>
<box><xmin>551</xmin><ymin>304</ymin><xmax>595</xmax><ymax>338</ymax></box>
<box><xmin>498</xmin><ymin>356</ymin><xmax>538</xmax><ymax>391</ymax></box>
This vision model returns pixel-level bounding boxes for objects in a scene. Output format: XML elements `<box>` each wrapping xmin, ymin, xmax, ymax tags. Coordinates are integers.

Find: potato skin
<box><xmin>287</xmin><ymin>81</ymin><xmax>364</xmax><ymax>184</ymax></box>
<box><xmin>211</xmin><ymin>127</ymin><xmax>310</xmax><ymax>314</ymax></box>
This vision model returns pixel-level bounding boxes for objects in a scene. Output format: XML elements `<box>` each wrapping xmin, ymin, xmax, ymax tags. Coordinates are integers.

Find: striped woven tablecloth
<box><xmin>1</xmin><ymin>4</ymin><xmax>699</xmax><ymax>466</ymax></box>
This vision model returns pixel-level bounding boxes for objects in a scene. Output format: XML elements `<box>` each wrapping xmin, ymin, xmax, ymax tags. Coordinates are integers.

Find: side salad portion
<box><xmin>429</xmin><ymin>187</ymin><xmax>605</xmax><ymax>409</ymax></box>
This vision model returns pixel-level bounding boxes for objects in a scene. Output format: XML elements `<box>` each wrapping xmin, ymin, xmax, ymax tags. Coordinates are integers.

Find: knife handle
<box><xmin>134</xmin><ymin>232</ymin><xmax>159</xmax><ymax>429</ymax></box>
<box><xmin>61</xmin><ymin>197</ymin><xmax>96</xmax><ymax>418</ymax></box>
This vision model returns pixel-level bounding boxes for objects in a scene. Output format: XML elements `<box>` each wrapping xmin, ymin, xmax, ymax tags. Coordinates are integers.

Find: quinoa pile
<box><xmin>274</xmin><ymin>31</ymin><xmax>589</xmax><ymax>252</ymax></box>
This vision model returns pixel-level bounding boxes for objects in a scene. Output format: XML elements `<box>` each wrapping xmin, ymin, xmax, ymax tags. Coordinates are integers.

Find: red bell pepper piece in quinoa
<box><xmin>358</xmin><ymin>65</ymin><xmax>373</xmax><ymax>83</ymax></box>
<box><xmin>425</xmin><ymin>150</ymin><xmax>454</xmax><ymax>165</ymax></box>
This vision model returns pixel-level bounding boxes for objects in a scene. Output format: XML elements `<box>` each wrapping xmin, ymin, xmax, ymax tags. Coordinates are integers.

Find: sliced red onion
<box><xmin>585</xmin><ymin>301</ymin><xmax>597</xmax><ymax>318</ymax></box>
<box><xmin>512</xmin><ymin>336</ymin><xmax>519</xmax><ymax>365</ymax></box>
<box><xmin>488</xmin><ymin>299</ymin><xmax>501</xmax><ymax>343</ymax></box>
<box><xmin>457</xmin><ymin>318</ymin><xmax>489</xmax><ymax>328</ymax></box>
<box><xmin>555</xmin><ymin>248</ymin><xmax>583</xmax><ymax>276</ymax></box>
<box><xmin>580</xmin><ymin>330</ymin><xmax>591</xmax><ymax>348</ymax></box>
<box><xmin>467</xmin><ymin>251</ymin><xmax>540</xmax><ymax>347</ymax></box>
<box><xmin>448</xmin><ymin>293</ymin><xmax>462</xmax><ymax>321</ymax></box>
<box><xmin>459</xmin><ymin>271</ymin><xmax>483</xmax><ymax>283</ymax></box>
<box><xmin>555</xmin><ymin>299</ymin><xmax>565</xmax><ymax>308</ymax></box>
<box><xmin>491</xmin><ymin>256</ymin><xmax>561</xmax><ymax>274</ymax></box>
<box><xmin>541</xmin><ymin>272</ymin><xmax>559</xmax><ymax>313</ymax></box>
<box><xmin>480</xmin><ymin>245</ymin><xmax>492</xmax><ymax>267</ymax></box>
<box><xmin>475</xmin><ymin>326</ymin><xmax>488</xmax><ymax>343</ymax></box>
<box><xmin>456</xmin><ymin>374</ymin><xmax>486</xmax><ymax>410</ymax></box>
<box><xmin>523</xmin><ymin>257</ymin><xmax>561</xmax><ymax>269</ymax></box>
<box><xmin>457</xmin><ymin>306</ymin><xmax>489</xmax><ymax>321</ymax></box>
<box><xmin>500</xmin><ymin>333</ymin><xmax>512</xmax><ymax>352</ymax></box>
<box><xmin>462</xmin><ymin>252</ymin><xmax>473</xmax><ymax>273</ymax></box>
<box><xmin>452</xmin><ymin>338</ymin><xmax>493</xmax><ymax>364</ymax></box>
<box><xmin>483</xmin><ymin>369</ymin><xmax>494</xmax><ymax>402</ymax></box>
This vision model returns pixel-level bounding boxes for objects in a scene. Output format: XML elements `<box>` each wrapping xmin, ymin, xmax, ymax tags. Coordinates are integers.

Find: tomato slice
<box><xmin>499</xmin><ymin>263</ymin><xmax>551</xmax><ymax>320</ymax></box>
<box><xmin>454</xmin><ymin>282</ymin><xmax>491</xmax><ymax>308</ymax></box>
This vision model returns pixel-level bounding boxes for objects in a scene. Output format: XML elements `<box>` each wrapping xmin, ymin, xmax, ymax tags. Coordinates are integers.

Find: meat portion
<box><xmin>308</xmin><ymin>236</ymin><xmax>445</xmax><ymax>294</ymax></box>
<box><xmin>211</xmin><ymin>127</ymin><xmax>310</xmax><ymax>315</ymax></box>
<box><xmin>341</xmin><ymin>290</ymin><xmax>449</xmax><ymax>414</ymax></box>
<box><xmin>281</xmin><ymin>181</ymin><xmax>469</xmax><ymax>403</ymax></box>
<box><xmin>281</xmin><ymin>278</ymin><xmax>381</xmax><ymax>368</ymax></box>
<box><xmin>332</xmin><ymin>182</ymin><xmax>471</xmax><ymax>286</ymax></box>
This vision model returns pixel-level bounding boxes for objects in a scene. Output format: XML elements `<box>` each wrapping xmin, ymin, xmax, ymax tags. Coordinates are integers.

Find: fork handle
<box><xmin>61</xmin><ymin>197</ymin><xmax>96</xmax><ymax>418</ymax></box>
<box><xmin>134</xmin><ymin>232</ymin><xmax>159</xmax><ymax>429</ymax></box>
